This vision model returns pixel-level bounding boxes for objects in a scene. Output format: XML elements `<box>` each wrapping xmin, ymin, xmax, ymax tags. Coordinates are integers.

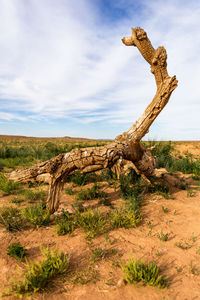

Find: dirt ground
<box><xmin>0</xmin><ymin>141</ymin><xmax>200</xmax><ymax>300</ymax></box>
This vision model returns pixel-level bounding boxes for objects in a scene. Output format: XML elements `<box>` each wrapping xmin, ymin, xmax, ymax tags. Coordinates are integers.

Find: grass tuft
<box><xmin>21</xmin><ymin>204</ymin><xmax>50</xmax><ymax>228</ymax></box>
<box><xmin>7</xmin><ymin>242</ymin><xmax>27</xmax><ymax>261</ymax></box>
<box><xmin>122</xmin><ymin>258</ymin><xmax>168</xmax><ymax>288</ymax></box>
<box><xmin>7</xmin><ymin>247</ymin><xmax>69</xmax><ymax>297</ymax></box>
<box><xmin>0</xmin><ymin>206</ymin><xmax>24</xmax><ymax>231</ymax></box>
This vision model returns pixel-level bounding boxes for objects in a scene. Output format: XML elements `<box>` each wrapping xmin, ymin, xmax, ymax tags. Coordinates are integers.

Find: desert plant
<box><xmin>157</xmin><ymin>231</ymin><xmax>169</xmax><ymax>242</ymax></box>
<box><xmin>7</xmin><ymin>242</ymin><xmax>27</xmax><ymax>261</ymax></box>
<box><xmin>0</xmin><ymin>174</ymin><xmax>22</xmax><ymax>195</ymax></box>
<box><xmin>55</xmin><ymin>211</ymin><xmax>75</xmax><ymax>236</ymax></box>
<box><xmin>22</xmin><ymin>189</ymin><xmax>46</xmax><ymax>203</ymax></box>
<box><xmin>76</xmin><ymin>184</ymin><xmax>107</xmax><ymax>201</ymax></box>
<box><xmin>7</xmin><ymin>247</ymin><xmax>69</xmax><ymax>297</ymax></box>
<box><xmin>0</xmin><ymin>206</ymin><xmax>23</xmax><ymax>231</ymax></box>
<box><xmin>111</xmin><ymin>208</ymin><xmax>141</xmax><ymax>229</ymax></box>
<box><xmin>21</xmin><ymin>204</ymin><xmax>50</xmax><ymax>228</ymax></box>
<box><xmin>65</xmin><ymin>187</ymin><xmax>74</xmax><ymax>195</ymax></box>
<box><xmin>149</xmin><ymin>182</ymin><xmax>170</xmax><ymax>199</ymax></box>
<box><xmin>75</xmin><ymin>209</ymin><xmax>108</xmax><ymax>238</ymax></box>
<box><xmin>122</xmin><ymin>258</ymin><xmax>168</xmax><ymax>288</ymax></box>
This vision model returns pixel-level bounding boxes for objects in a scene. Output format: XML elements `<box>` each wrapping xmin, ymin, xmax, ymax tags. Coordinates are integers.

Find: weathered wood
<box><xmin>8</xmin><ymin>27</ymin><xmax>178</xmax><ymax>213</ymax></box>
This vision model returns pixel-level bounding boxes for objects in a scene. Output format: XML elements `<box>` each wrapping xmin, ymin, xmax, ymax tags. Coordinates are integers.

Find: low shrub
<box><xmin>7</xmin><ymin>242</ymin><xmax>27</xmax><ymax>261</ymax></box>
<box><xmin>122</xmin><ymin>258</ymin><xmax>168</xmax><ymax>288</ymax></box>
<box><xmin>0</xmin><ymin>206</ymin><xmax>23</xmax><ymax>231</ymax></box>
<box><xmin>76</xmin><ymin>184</ymin><xmax>107</xmax><ymax>201</ymax></box>
<box><xmin>0</xmin><ymin>174</ymin><xmax>22</xmax><ymax>195</ymax></box>
<box><xmin>75</xmin><ymin>209</ymin><xmax>108</xmax><ymax>238</ymax></box>
<box><xmin>56</xmin><ymin>211</ymin><xmax>75</xmax><ymax>236</ymax></box>
<box><xmin>21</xmin><ymin>204</ymin><xmax>50</xmax><ymax>228</ymax></box>
<box><xmin>22</xmin><ymin>189</ymin><xmax>46</xmax><ymax>203</ymax></box>
<box><xmin>111</xmin><ymin>208</ymin><xmax>141</xmax><ymax>229</ymax></box>
<box><xmin>7</xmin><ymin>247</ymin><xmax>69</xmax><ymax>297</ymax></box>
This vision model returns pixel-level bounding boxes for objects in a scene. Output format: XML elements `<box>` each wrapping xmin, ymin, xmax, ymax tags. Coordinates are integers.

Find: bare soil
<box><xmin>0</xmin><ymin>141</ymin><xmax>200</xmax><ymax>300</ymax></box>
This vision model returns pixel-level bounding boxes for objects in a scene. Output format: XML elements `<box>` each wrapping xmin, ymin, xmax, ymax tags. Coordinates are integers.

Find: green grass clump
<box><xmin>119</xmin><ymin>169</ymin><xmax>146</xmax><ymax>211</ymax></box>
<box><xmin>65</xmin><ymin>187</ymin><xmax>74</xmax><ymax>195</ymax></box>
<box><xmin>0</xmin><ymin>206</ymin><xmax>23</xmax><ymax>231</ymax></box>
<box><xmin>76</xmin><ymin>184</ymin><xmax>107</xmax><ymax>201</ymax></box>
<box><xmin>7</xmin><ymin>242</ymin><xmax>27</xmax><ymax>261</ymax></box>
<box><xmin>122</xmin><ymin>258</ymin><xmax>168</xmax><ymax>288</ymax></box>
<box><xmin>21</xmin><ymin>204</ymin><xmax>50</xmax><ymax>228</ymax></box>
<box><xmin>0</xmin><ymin>174</ymin><xmax>22</xmax><ymax>195</ymax></box>
<box><xmin>149</xmin><ymin>182</ymin><xmax>170</xmax><ymax>199</ymax></box>
<box><xmin>56</xmin><ymin>211</ymin><xmax>74</xmax><ymax>236</ymax></box>
<box><xmin>157</xmin><ymin>231</ymin><xmax>169</xmax><ymax>242</ymax></box>
<box><xmin>111</xmin><ymin>208</ymin><xmax>141</xmax><ymax>229</ymax></box>
<box><xmin>75</xmin><ymin>209</ymin><xmax>107</xmax><ymax>238</ymax></box>
<box><xmin>7</xmin><ymin>247</ymin><xmax>69</xmax><ymax>297</ymax></box>
<box><xmin>66</xmin><ymin>171</ymin><xmax>90</xmax><ymax>186</ymax></box>
<box><xmin>22</xmin><ymin>189</ymin><xmax>46</xmax><ymax>203</ymax></box>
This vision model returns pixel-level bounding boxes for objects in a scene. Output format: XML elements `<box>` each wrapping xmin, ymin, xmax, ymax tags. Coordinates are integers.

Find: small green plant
<box><xmin>111</xmin><ymin>208</ymin><xmax>141</xmax><ymax>229</ymax></box>
<box><xmin>7</xmin><ymin>242</ymin><xmax>27</xmax><ymax>261</ymax></box>
<box><xmin>91</xmin><ymin>245</ymin><xmax>117</xmax><ymax>262</ymax></box>
<box><xmin>0</xmin><ymin>174</ymin><xmax>22</xmax><ymax>195</ymax></box>
<box><xmin>72</xmin><ymin>199</ymin><xmax>84</xmax><ymax>212</ymax></box>
<box><xmin>175</xmin><ymin>241</ymin><xmax>192</xmax><ymax>250</ymax></box>
<box><xmin>122</xmin><ymin>258</ymin><xmax>168</xmax><ymax>288</ymax></box>
<box><xmin>175</xmin><ymin>266</ymin><xmax>182</xmax><ymax>273</ymax></box>
<box><xmin>187</xmin><ymin>189</ymin><xmax>196</xmax><ymax>197</ymax></box>
<box><xmin>149</xmin><ymin>183</ymin><xmax>170</xmax><ymax>199</ymax></box>
<box><xmin>7</xmin><ymin>247</ymin><xmax>69</xmax><ymax>297</ymax></box>
<box><xmin>189</xmin><ymin>232</ymin><xmax>197</xmax><ymax>243</ymax></box>
<box><xmin>75</xmin><ymin>209</ymin><xmax>108</xmax><ymax>238</ymax></box>
<box><xmin>65</xmin><ymin>187</ymin><xmax>74</xmax><ymax>195</ymax></box>
<box><xmin>56</xmin><ymin>211</ymin><xmax>75</xmax><ymax>236</ymax></box>
<box><xmin>162</xmin><ymin>206</ymin><xmax>169</xmax><ymax>214</ymax></box>
<box><xmin>189</xmin><ymin>262</ymin><xmax>200</xmax><ymax>276</ymax></box>
<box><xmin>23</xmin><ymin>189</ymin><xmax>46</xmax><ymax>203</ymax></box>
<box><xmin>76</xmin><ymin>184</ymin><xmax>107</xmax><ymax>201</ymax></box>
<box><xmin>66</xmin><ymin>171</ymin><xmax>90</xmax><ymax>186</ymax></box>
<box><xmin>157</xmin><ymin>231</ymin><xmax>169</xmax><ymax>242</ymax></box>
<box><xmin>21</xmin><ymin>204</ymin><xmax>50</xmax><ymax>228</ymax></box>
<box><xmin>9</xmin><ymin>197</ymin><xmax>24</xmax><ymax>204</ymax></box>
<box><xmin>0</xmin><ymin>206</ymin><xmax>23</xmax><ymax>231</ymax></box>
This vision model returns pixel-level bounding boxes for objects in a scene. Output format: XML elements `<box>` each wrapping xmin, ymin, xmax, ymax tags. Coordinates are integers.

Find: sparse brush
<box><xmin>7</xmin><ymin>242</ymin><xmax>27</xmax><ymax>261</ymax></box>
<box><xmin>55</xmin><ymin>211</ymin><xmax>75</xmax><ymax>236</ymax></box>
<box><xmin>0</xmin><ymin>174</ymin><xmax>22</xmax><ymax>195</ymax></box>
<box><xmin>6</xmin><ymin>247</ymin><xmax>69</xmax><ymax>297</ymax></box>
<box><xmin>21</xmin><ymin>204</ymin><xmax>50</xmax><ymax>228</ymax></box>
<box><xmin>122</xmin><ymin>258</ymin><xmax>168</xmax><ymax>288</ymax></box>
<box><xmin>162</xmin><ymin>206</ymin><xmax>169</xmax><ymax>214</ymax></box>
<box><xmin>22</xmin><ymin>189</ymin><xmax>46</xmax><ymax>203</ymax></box>
<box><xmin>91</xmin><ymin>245</ymin><xmax>117</xmax><ymax>262</ymax></box>
<box><xmin>120</xmin><ymin>170</ymin><xmax>146</xmax><ymax>211</ymax></box>
<box><xmin>111</xmin><ymin>208</ymin><xmax>141</xmax><ymax>229</ymax></box>
<box><xmin>66</xmin><ymin>171</ymin><xmax>90</xmax><ymax>186</ymax></box>
<box><xmin>157</xmin><ymin>231</ymin><xmax>169</xmax><ymax>242</ymax></box>
<box><xmin>149</xmin><ymin>182</ymin><xmax>170</xmax><ymax>199</ymax></box>
<box><xmin>65</xmin><ymin>187</ymin><xmax>74</xmax><ymax>195</ymax></box>
<box><xmin>0</xmin><ymin>206</ymin><xmax>24</xmax><ymax>231</ymax></box>
<box><xmin>9</xmin><ymin>196</ymin><xmax>24</xmax><ymax>204</ymax></box>
<box><xmin>76</xmin><ymin>184</ymin><xmax>107</xmax><ymax>201</ymax></box>
<box><xmin>75</xmin><ymin>209</ymin><xmax>108</xmax><ymax>238</ymax></box>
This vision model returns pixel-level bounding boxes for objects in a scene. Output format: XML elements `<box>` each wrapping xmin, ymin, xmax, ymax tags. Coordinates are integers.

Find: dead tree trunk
<box><xmin>9</xmin><ymin>27</ymin><xmax>178</xmax><ymax>213</ymax></box>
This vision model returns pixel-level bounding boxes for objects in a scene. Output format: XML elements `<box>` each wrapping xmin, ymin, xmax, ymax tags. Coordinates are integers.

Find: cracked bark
<box><xmin>9</xmin><ymin>27</ymin><xmax>178</xmax><ymax>213</ymax></box>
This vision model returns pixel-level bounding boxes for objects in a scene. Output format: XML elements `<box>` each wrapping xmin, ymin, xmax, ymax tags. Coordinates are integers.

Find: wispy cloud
<box><xmin>0</xmin><ymin>0</ymin><xmax>199</xmax><ymax>139</ymax></box>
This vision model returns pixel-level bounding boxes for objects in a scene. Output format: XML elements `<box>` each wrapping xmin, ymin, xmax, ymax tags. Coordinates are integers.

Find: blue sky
<box><xmin>0</xmin><ymin>0</ymin><xmax>200</xmax><ymax>140</ymax></box>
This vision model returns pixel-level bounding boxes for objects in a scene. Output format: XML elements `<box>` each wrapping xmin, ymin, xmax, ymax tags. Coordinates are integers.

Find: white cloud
<box><xmin>0</xmin><ymin>0</ymin><xmax>199</xmax><ymax>139</ymax></box>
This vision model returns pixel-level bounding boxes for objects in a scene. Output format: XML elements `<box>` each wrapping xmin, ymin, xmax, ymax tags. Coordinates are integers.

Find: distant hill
<box><xmin>0</xmin><ymin>135</ymin><xmax>111</xmax><ymax>142</ymax></box>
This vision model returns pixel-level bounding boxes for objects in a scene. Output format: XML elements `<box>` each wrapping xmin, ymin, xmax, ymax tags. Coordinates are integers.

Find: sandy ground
<box><xmin>0</xmin><ymin>141</ymin><xmax>200</xmax><ymax>300</ymax></box>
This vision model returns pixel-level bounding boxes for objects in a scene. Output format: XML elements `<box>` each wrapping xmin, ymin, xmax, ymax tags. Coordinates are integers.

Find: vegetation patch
<box><xmin>6</xmin><ymin>247</ymin><xmax>69</xmax><ymax>297</ymax></box>
<box><xmin>76</xmin><ymin>184</ymin><xmax>107</xmax><ymax>201</ymax></box>
<box><xmin>0</xmin><ymin>206</ymin><xmax>24</xmax><ymax>232</ymax></box>
<box><xmin>55</xmin><ymin>211</ymin><xmax>75</xmax><ymax>236</ymax></box>
<box><xmin>0</xmin><ymin>174</ymin><xmax>22</xmax><ymax>195</ymax></box>
<box><xmin>21</xmin><ymin>204</ymin><xmax>50</xmax><ymax>228</ymax></box>
<box><xmin>7</xmin><ymin>242</ymin><xmax>27</xmax><ymax>261</ymax></box>
<box><xmin>111</xmin><ymin>208</ymin><xmax>141</xmax><ymax>229</ymax></box>
<box><xmin>122</xmin><ymin>258</ymin><xmax>168</xmax><ymax>288</ymax></box>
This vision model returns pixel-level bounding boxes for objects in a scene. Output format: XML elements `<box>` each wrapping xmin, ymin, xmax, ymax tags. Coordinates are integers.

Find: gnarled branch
<box><xmin>9</xmin><ymin>27</ymin><xmax>178</xmax><ymax>213</ymax></box>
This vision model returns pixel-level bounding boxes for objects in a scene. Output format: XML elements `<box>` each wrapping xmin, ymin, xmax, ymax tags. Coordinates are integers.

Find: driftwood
<box><xmin>9</xmin><ymin>27</ymin><xmax>178</xmax><ymax>213</ymax></box>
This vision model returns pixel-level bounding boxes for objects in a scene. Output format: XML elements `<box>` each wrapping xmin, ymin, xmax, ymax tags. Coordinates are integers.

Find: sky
<box><xmin>0</xmin><ymin>0</ymin><xmax>200</xmax><ymax>140</ymax></box>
